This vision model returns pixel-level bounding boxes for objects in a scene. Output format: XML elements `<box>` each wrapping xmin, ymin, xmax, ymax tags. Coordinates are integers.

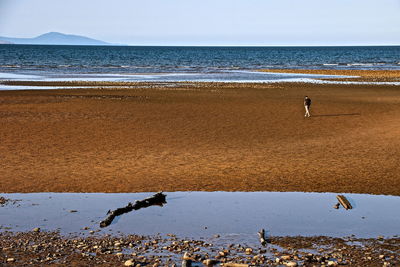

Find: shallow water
<box><xmin>0</xmin><ymin>70</ymin><xmax>347</xmax><ymax>83</ymax></box>
<box><xmin>1</xmin><ymin>70</ymin><xmax>400</xmax><ymax>91</ymax></box>
<box><xmin>0</xmin><ymin>192</ymin><xmax>399</xmax><ymax>239</ymax></box>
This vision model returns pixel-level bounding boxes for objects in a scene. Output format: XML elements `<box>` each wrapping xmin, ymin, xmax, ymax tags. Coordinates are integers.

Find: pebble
<box><xmin>281</xmin><ymin>255</ymin><xmax>291</xmax><ymax>260</ymax></box>
<box><xmin>245</xmin><ymin>248</ymin><xmax>253</xmax><ymax>255</ymax></box>
<box><xmin>7</xmin><ymin>258</ymin><xmax>15</xmax><ymax>262</ymax></box>
<box><xmin>33</xmin><ymin>227</ymin><xmax>40</xmax><ymax>232</ymax></box>
<box><xmin>327</xmin><ymin>261</ymin><xmax>337</xmax><ymax>266</ymax></box>
<box><xmin>124</xmin><ymin>259</ymin><xmax>135</xmax><ymax>266</ymax></box>
<box><xmin>203</xmin><ymin>259</ymin><xmax>217</xmax><ymax>266</ymax></box>
<box><xmin>219</xmin><ymin>251</ymin><xmax>227</xmax><ymax>257</ymax></box>
<box><xmin>285</xmin><ymin>261</ymin><xmax>298</xmax><ymax>267</ymax></box>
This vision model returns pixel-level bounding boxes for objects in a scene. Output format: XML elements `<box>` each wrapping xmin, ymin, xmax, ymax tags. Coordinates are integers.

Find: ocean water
<box><xmin>0</xmin><ymin>45</ymin><xmax>399</xmax><ymax>83</ymax></box>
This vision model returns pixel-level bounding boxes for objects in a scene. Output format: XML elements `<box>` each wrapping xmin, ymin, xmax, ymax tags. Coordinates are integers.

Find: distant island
<box><xmin>0</xmin><ymin>32</ymin><xmax>110</xmax><ymax>46</ymax></box>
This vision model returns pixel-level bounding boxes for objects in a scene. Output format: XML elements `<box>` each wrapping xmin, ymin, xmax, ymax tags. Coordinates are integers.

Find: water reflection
<box><xmin>0</xmin><ymin>192</ymin><xmax>399</xmax><ymax>239</ymax></box>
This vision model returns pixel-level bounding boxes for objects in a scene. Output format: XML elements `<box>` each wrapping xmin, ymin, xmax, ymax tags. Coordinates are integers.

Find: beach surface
<box><xmin>261</xmin><ymin>69</ymin><xmax>400</xmax><ymax>82</ymax></box>
<box><xmin>1</xmin><ymin>81</ymin><xmax>400</xmax><ymax>195</ymax></box>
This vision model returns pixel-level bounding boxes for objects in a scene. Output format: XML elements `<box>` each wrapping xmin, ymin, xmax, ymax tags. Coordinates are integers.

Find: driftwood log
<box><xmin>336</xmin><ymin>195</ymin><xmax>353</xmax><ymax>210</ymax></box>
<box><xmin>99</xmin><ymin>192</ymin><xmax>167</xmax><ymax>228</ymax></box>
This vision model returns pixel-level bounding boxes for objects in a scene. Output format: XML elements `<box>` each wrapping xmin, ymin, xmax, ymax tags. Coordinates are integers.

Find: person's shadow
<box><xmin>313</xmin><ymin>113</ymin><xmax>361</xmax><ymax>117</ymax></box>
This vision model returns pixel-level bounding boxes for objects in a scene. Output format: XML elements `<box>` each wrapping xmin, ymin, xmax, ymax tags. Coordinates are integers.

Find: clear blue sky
<box><xmin>0</xmin><ymin>0</ymin><xmax>399</xmax><ymax>46</ymax></box>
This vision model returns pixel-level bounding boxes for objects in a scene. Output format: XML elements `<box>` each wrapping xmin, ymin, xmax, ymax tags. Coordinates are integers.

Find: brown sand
<box><xmin>260</xmin><ymin>69</ymin><xmax>400</xmax><ymax>82</ymax></box>
<box><xmin>1</xmin><ymin>82</ymin><xmax>400</xmax><ymax>195</ymax></box>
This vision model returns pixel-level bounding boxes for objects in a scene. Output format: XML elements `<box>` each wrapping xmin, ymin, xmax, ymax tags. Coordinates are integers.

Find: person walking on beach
<box><xmin>304</xmin><ymin>96</ymin><xmax>311</xmax><ymax>117</ymax></box>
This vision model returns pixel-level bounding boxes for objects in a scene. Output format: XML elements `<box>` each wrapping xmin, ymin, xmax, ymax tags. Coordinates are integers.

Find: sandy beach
<box><xmin>1</xmin><ymin>80</ymin><xmax>400</xmax><ymax>195</ymax></box>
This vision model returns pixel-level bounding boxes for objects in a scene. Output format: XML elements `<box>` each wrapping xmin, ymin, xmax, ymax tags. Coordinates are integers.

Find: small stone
<box><xmin>285</xmin><ymin>261</ymin><xmax>298</xmax><ymax>267</ymax></box>
<box><xmin>245</xmin><ymin>248</ymin><xmax>253</xmax><ymax>255</ymax></box>
<box><xmin>281</xmin><ymin>255</ymin><xmax>291</xmax><ymax>260</ymax></box>
<box><xmin>219</xmin><ymin>251</ymin><xmax>227</xmax><ymax>257</ymax></box>
<box><xmin>182</xmin><ymin>252</ymin><xmax>191</xmax><ymax>260</ymax></box>
<box><xmin>333</xmin><ymin>203</ymin><xmax>340</xmax><ymax>209</ymax></box>
<box><xmin>116</xmin><ymin>252</ymin><xmax>123</xmax><ymax>257</ymax></box>
<box><xmin>327</xmin><ymin>261</ymin><xmax>337</xmax><ymax>266</ymax></box>
<box><xmin>379</xmin><ymin>255</ymin><xmax>385</xmax><ymax>259</ymax></box>
<box><xmin>124</xmin><ymin>259</ymin><xmax>135</xmax><ymax>266</ymax></box>
<box><xmin>7</xmin><ymin>258</ymin><xmax>15</xmax><ymax>262</ymax></box>
<box><xmin>33</xmin><ymin>227</ymin><xmax>40</xmax><ymax>232</ymax></box>
<box><xmin>203</xmin><ymin>259</ymin><xmax>217</xmax><ymax>266</ymax></box>
<box><xmin>69</xmin><ymin>210</ymin><xmax>78</xmax><ymax>213</ymax></box>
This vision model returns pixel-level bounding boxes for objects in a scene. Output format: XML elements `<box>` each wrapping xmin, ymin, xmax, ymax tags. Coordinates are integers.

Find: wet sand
<box><xmin>260</xmin><ymin>69</ymin><xmax>400</xmax><ymax>82</ymax></box>
<box><xmin>1</xmin><ymin>82</ymin><xmax>400</xmax><ymax>195</ymax></box>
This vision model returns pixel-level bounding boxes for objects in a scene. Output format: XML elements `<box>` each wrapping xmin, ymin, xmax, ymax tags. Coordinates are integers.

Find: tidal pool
<box><xmin>0</xmin><ymin>192</ymin><xmax>399</xmax><ymax>239</ymax></box>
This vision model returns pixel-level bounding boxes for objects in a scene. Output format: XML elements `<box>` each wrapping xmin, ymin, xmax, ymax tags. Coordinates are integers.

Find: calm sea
<box><xmin>0</xmin><ymin>45</ymin><xmax>399</xmax><ymax>83</ymax></box>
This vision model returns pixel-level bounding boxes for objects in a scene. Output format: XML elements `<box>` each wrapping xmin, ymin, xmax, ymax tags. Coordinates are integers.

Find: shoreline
<box><xmin>1</xmin><ymin>230</ymin><xmax>398</xmax><ymax>266</ymax></box>
<box><xmin>1</xmin><ymin>192</ymin><xmax>399</xmax><ymax>265</ymax></box>
<box><xmin>1</xmin><ymin>69</ymin><xmax>400</xmax><ymax>89</ymax></box>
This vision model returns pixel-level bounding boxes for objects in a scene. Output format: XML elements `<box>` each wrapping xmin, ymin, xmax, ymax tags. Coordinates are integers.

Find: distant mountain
<box><xmin>0</xmin><ymin>32</ymin><xmax>110</xmax><ymax>46</ymax></box>
<box><xmin>0</xmin><ymin>40</ymin><xmax>13</xmax><ymax>44</ymax></box>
